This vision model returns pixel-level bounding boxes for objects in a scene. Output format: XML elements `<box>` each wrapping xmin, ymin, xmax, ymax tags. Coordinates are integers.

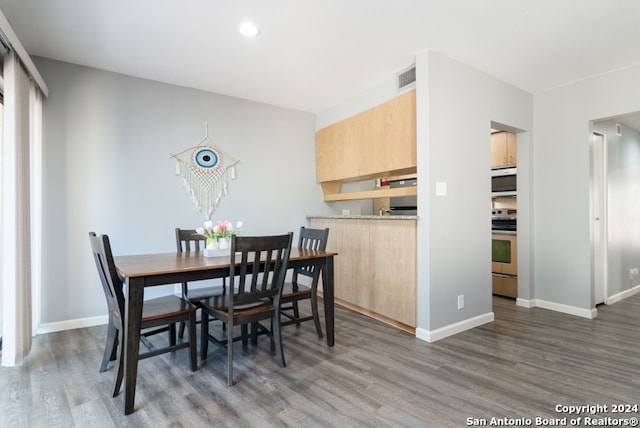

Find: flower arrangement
<box><xmin>196</xmin><ymin>220</ymin><xmax>243</xmax><ymax>245</ymax></box>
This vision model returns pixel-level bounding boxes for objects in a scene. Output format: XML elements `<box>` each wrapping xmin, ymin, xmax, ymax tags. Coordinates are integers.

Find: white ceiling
<box><xmin>1</xmin><ymin>0</ymin><xmax>640</xmax><ymax>114</ymax></box>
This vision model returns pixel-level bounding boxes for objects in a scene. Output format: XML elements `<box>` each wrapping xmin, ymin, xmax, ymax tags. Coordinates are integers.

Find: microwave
<box><xmin>388</xmin><ymin>178</ymin><xmax>417</xmax><ymax>215</ymax></box>
<box><xmin>491</xmin><ymin>167</ymin><xmax>516</xmax><ymax>197</ymax></box>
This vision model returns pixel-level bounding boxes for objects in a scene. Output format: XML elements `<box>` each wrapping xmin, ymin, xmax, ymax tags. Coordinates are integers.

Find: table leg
<box><xmin>323</xmin><ymin>256</ymin><xmax>335</xmax><ymax>347</ymax></box>
<box><xmin>124</xmin><ymin>277</ymin><xmax>144</xmax><ymax>415</ymax></box>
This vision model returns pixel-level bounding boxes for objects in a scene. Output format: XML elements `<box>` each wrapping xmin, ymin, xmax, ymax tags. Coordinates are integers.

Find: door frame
<box><xmin>590</xmin><ymin>130</ymin><xmax>608</xmax><ymax>306</ymax></box>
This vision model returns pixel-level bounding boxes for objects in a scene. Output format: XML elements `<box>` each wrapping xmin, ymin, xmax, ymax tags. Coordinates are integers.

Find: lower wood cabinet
<box><xmin>309</xmin><ymin>217</ymin><xmax>417</xmax><ymax>328</ymax></box>
<box><xmin>492</xmin><ymin>274</ymin><xmax>517</xmax><ymax>298</ymax></box>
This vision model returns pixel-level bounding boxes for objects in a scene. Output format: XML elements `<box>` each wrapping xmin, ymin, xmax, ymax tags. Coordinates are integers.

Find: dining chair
<box><xmin>279</xmin><ymin>226</ymin><xmax>330</xmax><ymax>338</ymax></box>
<box><xmin>199</xmin><ymin>232</ymin><xmax>293</xmax><ymax>386</ymax></box>
<box><xmin>175</xmin><ymin>227</ymin><xmax>226</xmax><ymax>338</ymax></box>
<box><xmin>89</xmin><ymin>232</ymin><xmax>198</xmax><ymax>397</ymax></box>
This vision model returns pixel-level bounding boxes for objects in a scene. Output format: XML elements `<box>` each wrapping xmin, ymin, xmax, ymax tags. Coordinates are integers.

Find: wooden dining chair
<box><xmin>279</xmin><ymin>226</ymin><xmax>330</xmax><ymax>338</ymax></box>
<box><xmin>199</xmin><ymin>233</ymin><xmax>293</xmax><ymax>386</ymax></box>
<box><xmin>175</xmin><ymin>227</ymin><xmax>226</xmax><ymax>338</ymax></box>
<box><xmin>89</xmin><ymin>232</ymin><xmax>198</xmax><ymax>397</ymax></box>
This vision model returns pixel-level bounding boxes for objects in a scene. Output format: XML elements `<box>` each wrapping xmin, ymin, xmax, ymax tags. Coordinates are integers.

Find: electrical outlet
<box><xmin>457</xmin><ymin>294</ymin><xmax>464</xmax><ymax>310</ymax></box>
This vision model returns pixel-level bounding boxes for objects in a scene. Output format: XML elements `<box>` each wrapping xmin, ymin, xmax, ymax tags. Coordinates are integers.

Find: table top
<box><xmin>115</xmin><ymin>248</ymin><xmax>337</xmax><ymax>278</ymax></box>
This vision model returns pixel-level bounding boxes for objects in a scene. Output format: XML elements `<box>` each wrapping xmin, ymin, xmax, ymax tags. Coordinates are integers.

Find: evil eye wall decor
<box><xmin>192</xmin><ymin>146</ymin><xmax>221</xmax><ymax>170</ymax></box>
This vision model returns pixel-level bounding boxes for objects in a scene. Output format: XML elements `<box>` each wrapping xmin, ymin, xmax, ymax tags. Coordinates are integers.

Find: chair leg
<box><xmin>273</xmin><ymin>313</ymin><xmax>286</xmax><ymax>368</ymax></box>
<box><xmin>169</xmin><ymin>323</ymin><xmax>177</xmax><ymax>347</ymax></box>
<box><xmin>188</xmin><ymin>313</ymin><xmax>198</xmax><ymax>371</ymax></box>
<box><xmin>292</xmin><ymin>301</ymin><xmax>301</xmax><ymax>327</ymax></box>
<box><xmin>112</xmin><ymin>333</ymin><xmax>125</xmax><ymax>397</ymax></box>
<box><xmin>311</xmin><ymin>292</ymin><xmax>324</xmax><ymax>339</ymax></box>
<box><xmin>251</xmin><ymin>322</ymin><xmax>258</xmax><ymax>346</ymax></box>
<box><xmin>200</xmin><ymin>311</ymin><xmax>209</xmax><ymax>360</ymax></box>
<box><xmin>227</xmin><ymin>318</ymin><xmax>234</xmax><ymax>387</ymax></box>
<box><xmin>100</xmin><ymin>321</ymin><xmax>118</xmax><ymax>372</ymax></box>
<box><xmin>178</xmin><ymin>320</ymin><xmax>186</xmax><ymax>339</ymax></box>
<box><xmin>241</xmin><ymin>324</ymin><xmax>249</xmax><ymax>347</ymax></box>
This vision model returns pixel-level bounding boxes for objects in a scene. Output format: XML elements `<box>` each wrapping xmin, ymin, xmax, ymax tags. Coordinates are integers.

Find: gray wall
<box><xmin>416</xmin><ymin>52</ymin><xmax>532</xmax><ymax>335</ymax></box>
<box><xmin>533</xmin><ymin>63</ymin><xmax>640</xmax><ymax>313</ymax></box>
<box><xmin>35</xmin><ymin>57</ymin><xmax>331</xmax><ymax>329</ymax></box>
<box><xmin>316</xmin><ymin>52</ymin><xmax>533</xmax><ymax>339</ymax></box>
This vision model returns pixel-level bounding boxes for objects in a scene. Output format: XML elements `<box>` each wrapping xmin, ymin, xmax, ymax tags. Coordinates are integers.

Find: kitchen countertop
<box><xmin>307</xmin><ymin>214</ymin><xmax>418</xmax><ymax>220</ymax></box>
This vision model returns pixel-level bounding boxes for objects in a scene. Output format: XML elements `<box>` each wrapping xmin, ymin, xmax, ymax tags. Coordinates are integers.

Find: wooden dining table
<box><xmin>114</xmin><ymin>247</ymin><xmax>337</xmax><ymax>415</ymax></box>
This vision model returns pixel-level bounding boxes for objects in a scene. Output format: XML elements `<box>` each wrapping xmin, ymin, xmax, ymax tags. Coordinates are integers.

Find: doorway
<box><xmin>490</xmin><ymin>124</ymin><xmax>518</xmax><ymax>301</ymax></box>
<box><xmin>591</xmin><ymin>114</ymin><xmax>640</xmax><ymax>307</ymax></box>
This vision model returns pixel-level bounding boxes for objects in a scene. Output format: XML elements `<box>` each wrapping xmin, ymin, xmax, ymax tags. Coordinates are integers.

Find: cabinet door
<box><xmin>491</xmin><ymin>132</ymin><xmax>508</xmax><ymax>167</ymax></box>
<box><xmin>334</xmin><ymin>220</ymin><xmax>371</xmax><ymax>308</ymax></box>
<box><xmin>309</xmin><ymin>218</ymin><xmax>370</xmax><ymax>307</ymax></box>
<box><xmin>505</xmin><ymin>132</ymin><xmax>517</xmax><ymax>165</ymax></box>
<box><xmin>383</xmin><ymin>90</ymin><xmax>417</xmax><ymax>173</ymax></box>
<box><xmin>492</xmin><ymin>275</ymin><xmax>517</xmax><ymax>298</ymax></box>
<box><xmin>317</xmin><ymin>120</ymin><xmax>360</xmax><ymax>182</ymax></box>
<box><xmin>316</xmin><ymin>126</ymin><xmax>338</xmax><ymax>182</ymax></box>
<box><xmin>491</xmin><ymin>131</ymin><xmax>517</xmax><ymax>167</ymax></box>
<box><xmin>368</xmin><ymin>220</ymin><xmax>417</xmax><ymax>326</ymax></box>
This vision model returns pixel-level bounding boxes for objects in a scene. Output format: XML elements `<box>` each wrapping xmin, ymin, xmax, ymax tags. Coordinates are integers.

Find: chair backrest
<box><xmin>229</xmin><ymin>233</ymin><xmax>293</xmax><ymax>310</ymax></box>
<box><xmin>175</xmin><ymin>228</ymin><xmax>205</xmax><ymax>252</ymax></box>
<box><xmin>295</xmin><ymin>226</ymin><xmax>330</xmax><ymax>280</ymax></box>
<box><xmin>89</xmin><ymin>232</ymin><xmax>125</xmax><ymax>321</ymax></box>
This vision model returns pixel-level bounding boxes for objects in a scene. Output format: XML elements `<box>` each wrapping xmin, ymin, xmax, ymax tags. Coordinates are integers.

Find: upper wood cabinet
<box><xmin>491</xmin><ymin>131</ymin><xmax>517</xmax><ymax>168</ymax></box>
<box><xmin>316</xmin><ymin>90</ymin><xmax>416</xmax><ymax>183</ymax></box>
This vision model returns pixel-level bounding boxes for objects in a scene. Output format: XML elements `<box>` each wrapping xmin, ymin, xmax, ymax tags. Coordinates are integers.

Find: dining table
<box><xmin>114</xmin><ymin>247</ymin><xmax>337</xmax><ymax>415</ymax></box>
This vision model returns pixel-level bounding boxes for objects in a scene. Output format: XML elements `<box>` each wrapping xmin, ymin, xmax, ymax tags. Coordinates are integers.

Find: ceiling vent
<box><xmin>397</xmin><ymin>65</ymin><xmax>416</xmax><ymax>91</ymax></box>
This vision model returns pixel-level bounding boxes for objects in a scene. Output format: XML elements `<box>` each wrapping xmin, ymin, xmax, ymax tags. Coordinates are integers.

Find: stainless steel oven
<box><xmin>491</xmin><ymin>208</ymin><xmax>517</xmax><ymax>276</ymax></box>
<box><xmin>491</xmin><ymin>167</ymin><xmax>517</xmax><ymax>197</ymax></box>
<box><xmin>492</xmin><ymin>232</ymin><xmax>517</xmax><ymax>276</ymax></box>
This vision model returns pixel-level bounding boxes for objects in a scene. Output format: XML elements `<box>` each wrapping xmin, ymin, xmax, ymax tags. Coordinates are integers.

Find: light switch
<box><xmin>436</xmin><ymin>181</ymin><xmax>447</xmax><ymax>197</ymax></box>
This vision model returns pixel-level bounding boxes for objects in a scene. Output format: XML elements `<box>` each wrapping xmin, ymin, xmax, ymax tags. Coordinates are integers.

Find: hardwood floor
<box><xmin>1</xmin><ymin>294</ymin><xmax>639</xmax><ymax>427</ymax></box>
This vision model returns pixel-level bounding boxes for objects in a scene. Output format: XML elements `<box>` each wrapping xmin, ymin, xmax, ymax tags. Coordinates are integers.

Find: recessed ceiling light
<box><xmin>239</xmin><ymin>21</ymin><xmax>259</xmax><ymax>37</ymax></box>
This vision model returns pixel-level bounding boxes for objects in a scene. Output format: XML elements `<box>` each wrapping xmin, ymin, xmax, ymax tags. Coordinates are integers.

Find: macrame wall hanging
<box><xmin>169</xmin><ymin>123</ymin><xmax>239</xmax><ymax>220</ymax></box>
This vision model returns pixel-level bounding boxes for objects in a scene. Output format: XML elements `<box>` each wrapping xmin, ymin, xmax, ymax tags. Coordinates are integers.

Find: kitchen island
<box><xmin>308</xmin><ymin>215</ymin><xmax>417</xmax><ymax>331</ymax></box>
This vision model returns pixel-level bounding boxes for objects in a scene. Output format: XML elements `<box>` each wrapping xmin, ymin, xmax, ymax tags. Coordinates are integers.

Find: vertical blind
<box><xmin>0</xmin><ymin>7</ymin><xmax>46</xmax><ymax>366</ymax></box>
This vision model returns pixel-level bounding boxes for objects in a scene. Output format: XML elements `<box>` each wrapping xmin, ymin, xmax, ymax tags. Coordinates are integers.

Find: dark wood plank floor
<box><xmin>1</xmin><ymin>294</ymin><xmax>639</xmax><ymax>427</ymax></box>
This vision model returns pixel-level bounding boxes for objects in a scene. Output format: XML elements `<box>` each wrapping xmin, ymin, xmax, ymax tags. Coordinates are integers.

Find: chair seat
<box><xmin>184</xmin><ymin>285</ymin><xmax>225</xmax><ymax>302</ymax></box>
<box><xmin>199</xmin><ymin>295</ymin><xmax>273</xmax><ymax>325</ymax></box>
<box><xmin>280</xmin><ymin>282</ymin><xmax>312</xmax><ymax>301</ymax></box>
<box><xmin>141</xmin><ymin>295</ymin><xmax>197</xmax><ymax>322</ymax></box>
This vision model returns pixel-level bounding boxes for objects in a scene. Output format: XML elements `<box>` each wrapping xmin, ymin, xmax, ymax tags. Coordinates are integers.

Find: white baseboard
<box><xmin>516</xmin><ymin>298</ymin><xmax>535</xmax><ymax>308</ymax></box>
<box><xmin>531</xmin><ymin>299</ymin><xmax>597</xmax><ymax>319</ymax></box>
<box><xmin>606</xmin><ymin>284</ymin><xmax>640</xmax><ymax>305</ymax></box>
<box><xmin>415</xmin><ymin>312</ymin><xmax>494</xmax><ymax>343</ymax></box>
<box><xmin>37</xmin><ymin>315</ymin><xmax>108</xmax><ymax>335</ymax></box>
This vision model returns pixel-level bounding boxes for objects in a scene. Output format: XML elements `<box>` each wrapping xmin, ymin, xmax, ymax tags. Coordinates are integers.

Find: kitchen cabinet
<box><xmin>492</xmin><ymin>274</ymin><xmax>517</xmax><ymax>298</ymax></box>
<box><xmin>309</xmin><ymin>217</ymin><xmax>417</xmax><ymax>329</ymax></box>
<box><xmin>316</xmin><ymin>90</ymin><xmax>416</xmax><ymax>201</ymax></box>
<box><xmin>491</xmin><ymin>131</ymin><xmax>517</xmax><ymax>168</ymax></box>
